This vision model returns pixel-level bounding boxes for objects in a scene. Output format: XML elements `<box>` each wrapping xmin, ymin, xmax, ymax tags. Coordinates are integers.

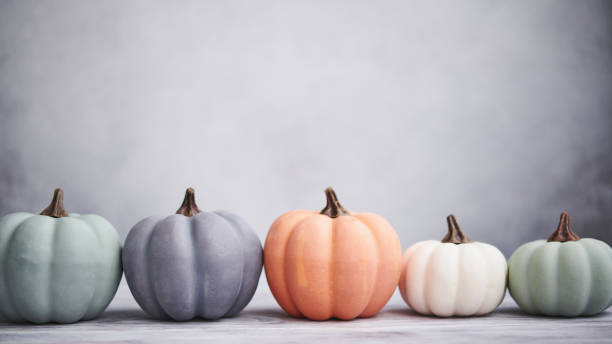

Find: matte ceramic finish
<box><xmin>264</xmin><ymin>210</ymin><xmax>402</xmax><ymax>321</ymax></box>
<box><xmin>508</xmin><ymin>238</ymin><xmax>612</xmax><ymax>316</ymax></box>
<box><xmin>399</xmin><ymin>240</ymin><xmax>507</xmax><ymax>317</ymax></box>
<box><xmin>0</xmin><ymin>212</ymin><xmax>122</xmax><ymax>324</ymax></box>
<box><xmin>122</xmin><ymin>211</ymin><xmax>263</xmax><ymax>321</ymax></box>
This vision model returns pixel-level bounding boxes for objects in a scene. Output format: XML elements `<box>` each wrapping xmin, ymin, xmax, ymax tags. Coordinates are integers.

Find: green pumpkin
<box><xmin>0</xmin><ymin>189</ymin><xmax>122</xmax><ymax>324</ymax></box>
<box><xmin>508</xmin><ymin>212</ymin><xmax>612</xmax><ymax>316</ymax></box>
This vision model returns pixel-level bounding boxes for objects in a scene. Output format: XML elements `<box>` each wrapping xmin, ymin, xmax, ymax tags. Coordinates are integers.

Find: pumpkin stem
<box><xmin>442</xmin><ymin>214</ymin><xmax>472</xmax><ymax>244</ymax></box>
<box><xmin>320</xmin><ymin>187</ymin><xmax>350</xmax><ymax>218</ymax></box>
<box><xmin>40</xmin><ymin>188</ymin><xmax>69</xmax><ymax>218</ymax></box>
<box><xmin>547</xmin><ymin>212</ymin><xmax>581</xmax><ymax>242</ymax></box>
<box><xmin>176</xmin><ymin>188</ymin><xmax>201</xmax><ymax>217</ymax></box>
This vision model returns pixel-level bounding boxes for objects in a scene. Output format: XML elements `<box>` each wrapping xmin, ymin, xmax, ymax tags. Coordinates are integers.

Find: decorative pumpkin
<box><xmin>508</xmin><ymin>212</ymin><xmax>612</xmax><ymax>316</ymax></box>
<box><xmin>0</xmin><ymin>189</ymin><xmax>122</xmax><ymax>324</ymax></box>
<box><xmin>264</xmin><ymin>187</ymin><xmax>402</xmax><ymax>321</ymax></box>
<box><xmin>122</xmin><ymin>188</ymin><xmax>263</xmax><ymax>321</ymax></box>
<box><xmin>399</xmin><ymin>215</ymin><xmax>507</xmax><ymax>317</ymax></box>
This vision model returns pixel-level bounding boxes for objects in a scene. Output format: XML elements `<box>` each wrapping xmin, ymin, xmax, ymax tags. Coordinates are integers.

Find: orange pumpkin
<box><xmin>264</xmin><ymin>187</ymin><xmax>402</xmax><ymax>320</ymax></box>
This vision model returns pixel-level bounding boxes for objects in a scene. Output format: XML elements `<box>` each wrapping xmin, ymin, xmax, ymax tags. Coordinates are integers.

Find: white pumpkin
<box><xmin>399</xmin><ymin>215</ymin><xmax>507</xmax><ymax>317</ymax></box>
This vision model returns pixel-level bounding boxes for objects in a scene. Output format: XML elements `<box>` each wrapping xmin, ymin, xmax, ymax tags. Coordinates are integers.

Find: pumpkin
<box><xmin>0</xmin><ymin>189</ymin><xmax>122</xmax><ymax>324</ymax></box>
<box><xmin>122</xmin><ymin>188</ymin><xmax>263</xmax><ymax>321</ymax></box>
<box><xmin>399</xmin><ymin>215</ymin><xmax>507</xmax><ymax>317</ymax></box>
<box><xmin>508</xmin><ymin>212</ymin><xmax>612</xmax><ymax>316</ymax></box>
<box><xmin>264</xmin><ymin>187</ymin><xmax>402</xmax><ymax>321</ymax></box>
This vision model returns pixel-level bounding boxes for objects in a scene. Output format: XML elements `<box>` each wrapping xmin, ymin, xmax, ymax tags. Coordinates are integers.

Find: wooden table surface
<box><xmin>1</xmin><ymin>281</ymin><xmax>611</xmax><ymax>343</ymax></box>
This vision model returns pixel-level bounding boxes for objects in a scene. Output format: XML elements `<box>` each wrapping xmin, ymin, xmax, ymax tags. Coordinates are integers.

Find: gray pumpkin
<box><xmin>122</xmin><ymin>188</ymin><xmax>263</xmax><ymax>321</ymax></box>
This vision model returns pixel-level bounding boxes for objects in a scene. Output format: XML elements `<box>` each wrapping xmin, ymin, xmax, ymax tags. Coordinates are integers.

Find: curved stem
<box><xmin>40</xmin><ymin>188</ymin><xmax>69</xmax><ymax>218</ymax></box>
<box><xmin>441</xmin><ymin>214</ymin><xmax>471</xmax><ymax>244</ymax></box>
<box><xmin>176</xmin><ymin>187</ymin><xmax>201</xmax><ymax>217</ymax></box>
<box><xmin>320</xmin><ymin>187</ymin><xmax>350</xmax><ymax>218</ymax></box>
<box><xmin>547</xmin><ymin>212</ymin><xmax>580</xmax><ymax>242</ymax></box>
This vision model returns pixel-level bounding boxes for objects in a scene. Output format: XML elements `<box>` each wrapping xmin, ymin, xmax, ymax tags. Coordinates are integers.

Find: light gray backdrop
<box><xmin>1</xmin><ymin>0</ymin><xmax>611</xmax><ymax>256</ymax></box>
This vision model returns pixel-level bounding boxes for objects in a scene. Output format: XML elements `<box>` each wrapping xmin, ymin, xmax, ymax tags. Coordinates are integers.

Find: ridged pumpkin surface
<box><xmin>0</xmin><ymin>203</ymin><xmax>121</xmax><ymax>324</ymax></box>
<box><xmin>264</xmin><ymin>188</ymin><xmax>402</xmax><ymax>320</ymax></box>
<box><xmin>508</xmin><ymin>239</ymin><xmax>612</xmax><ymax>316</ymax></box>
<box><xmin>399</xmin><ymin>240</ymin><xmax>507</xmax><ymax>316</ymax></box>
<box><xmin>398</xmin><ymin>215</ymin><xmax>507</xmax><ymax>317</ymax></box>
<box><xmin>123</xmin><ymin>189</ymin><xmax>263</xmax><ymax>321</ymax></box>
<box><xmin>508</xmin><ymin>213</ymin><xmax>612</xmax><ymax>316</ymax></box>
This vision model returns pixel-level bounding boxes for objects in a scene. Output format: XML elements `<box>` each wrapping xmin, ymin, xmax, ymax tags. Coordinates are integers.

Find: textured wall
<box><xmin>1</xmin><ymin>0</ymin><xmax>611</xmax><ymax>256</ymax></box>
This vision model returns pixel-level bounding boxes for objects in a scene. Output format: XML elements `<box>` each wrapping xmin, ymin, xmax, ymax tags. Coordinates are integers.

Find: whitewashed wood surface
<box><xmin>1</xmin><ymin>280</ymin><xmax>611</xmax><ymax>343</ymax></box>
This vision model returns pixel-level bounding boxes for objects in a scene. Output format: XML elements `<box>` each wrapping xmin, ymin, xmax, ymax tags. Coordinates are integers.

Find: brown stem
<box><xmin>320</xmin><ymin>187</ymin><xmax>350</xmax><ymax>218</ymax></box>
<box><xmin>40</xmin><ymin>188</ymin><xmax>69</xmax><ymax>218</ymax></box>
<box><xmin>547</xmin><ymin>212</ymin><xmax>581</xmax><ymax>242</ymax></box>
<box><xmin>441</xmin><ymin>214</ymin><xmax>472</xmax><ymax>244</ymax></box>
<box><xmin>176</xmin><ymin>188</ymin><xmax>201</xmax><ymax>217</ymax></box>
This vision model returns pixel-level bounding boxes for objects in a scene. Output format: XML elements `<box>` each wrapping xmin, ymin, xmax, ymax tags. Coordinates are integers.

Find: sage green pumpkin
<box><xmin>508</xmin><ymin>212</ymin><xmax>612</xmax><ymax>316</ymax></box>
<box><xmin>0</xmin><ymin>189</ymin><xmax>122</xmax><ymax>324</ymax></box>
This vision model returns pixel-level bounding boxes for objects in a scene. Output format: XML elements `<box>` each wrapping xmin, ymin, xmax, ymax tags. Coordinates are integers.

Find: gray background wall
<box><xmin>1</xmin><ymin>0</ymin><xmax>611</xmax><ymax>256</ymax></box>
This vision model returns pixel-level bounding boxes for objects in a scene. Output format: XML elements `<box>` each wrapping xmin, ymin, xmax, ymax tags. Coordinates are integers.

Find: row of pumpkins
<box><xmin>0</xmin><ymin>187</ymin><xmax>611</xmax><ymax>323</ymax></box>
